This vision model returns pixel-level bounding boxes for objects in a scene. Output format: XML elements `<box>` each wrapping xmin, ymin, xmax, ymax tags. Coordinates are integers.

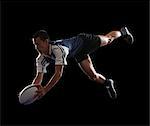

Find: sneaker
<box><xmin>105</xmin><ymin>79</ymin><xmax>117</xmax><ymax>99</ymax></box>
<box><xmin>120</xmin><ymin>27</ymin><xmax>134</xmax><ymax>44</ymax></box>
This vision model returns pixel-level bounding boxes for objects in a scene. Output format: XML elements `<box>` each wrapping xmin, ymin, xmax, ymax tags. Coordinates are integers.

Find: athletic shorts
<box><xmin>74</xmin><ymin>33</ymin><xmax>101</xmax><ymax>63</ymax></box>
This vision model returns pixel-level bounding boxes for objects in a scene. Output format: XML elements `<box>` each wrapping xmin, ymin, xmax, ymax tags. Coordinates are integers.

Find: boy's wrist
<box><xmin>44</xmin><ymin>86</ymin><xmax>49</xmax><ymax>94</ymax></box>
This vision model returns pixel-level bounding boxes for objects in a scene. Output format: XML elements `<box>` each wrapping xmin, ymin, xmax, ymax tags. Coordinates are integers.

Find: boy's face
<box><xmin>32</xmin><ymin>37</ymin><xmax>48</xmax><ymax>53</ymax></box>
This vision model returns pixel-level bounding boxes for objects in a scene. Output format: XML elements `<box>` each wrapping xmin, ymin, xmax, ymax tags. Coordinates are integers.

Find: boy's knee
<box><xmin>98</xmin><ymin>35</ymin><xmax>111</xmax><ymax>47</ymax></box>
<box><xmin>88</xmin><ymin>74</ymin><xmax>98</xmax><ymax>81</ymax></box>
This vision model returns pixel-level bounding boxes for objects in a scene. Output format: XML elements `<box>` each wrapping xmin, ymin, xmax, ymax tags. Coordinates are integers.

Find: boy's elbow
<box><xmin>55</xmin><ymin>71</ymin><xmax>63</xmax><ymax>78</ymax></box>
<box><xmin>58</xmin><ymin>72</ymin><xmax>63</xmax><ymax>78</ymax></box>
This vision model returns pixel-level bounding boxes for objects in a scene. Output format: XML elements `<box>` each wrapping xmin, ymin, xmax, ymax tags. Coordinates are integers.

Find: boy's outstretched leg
<box><xmin>98</xmin><ymin>26</ymin><xmax>134</xmax><ymax>47</ymax></box>
<box><xmin>98</xmin><ymin>31</ymin><xmax>121</xmax><ymax>47</ymax></box>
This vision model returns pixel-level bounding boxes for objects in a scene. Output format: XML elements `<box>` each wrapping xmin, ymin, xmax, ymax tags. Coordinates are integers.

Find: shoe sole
<box><xmin>124</xmin><ymin>27</ymin><xmax>134</xmax><ymax>44</ymax></box>
<box><xmin>106</xmin><ymin>79</ymin><xmax>117</xmax><ymax>99</ymax></box>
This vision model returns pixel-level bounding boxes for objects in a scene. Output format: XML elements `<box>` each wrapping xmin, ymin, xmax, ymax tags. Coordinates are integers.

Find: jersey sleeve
<box><xmin>36</xmin><ymin>54</ymin><xmax>49</xmax><ymax>73</ymax></box>
<box><xmin>52</xmin><ymin>45</ymin><xmax>69</xmax><ymax>65</ymax></box>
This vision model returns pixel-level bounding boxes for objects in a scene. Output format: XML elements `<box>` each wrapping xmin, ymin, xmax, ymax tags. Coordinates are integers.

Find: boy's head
<box><xmin>32</xmin><ymin>30</ymin><xmax>50</xmax><ymax>53</ymax></box>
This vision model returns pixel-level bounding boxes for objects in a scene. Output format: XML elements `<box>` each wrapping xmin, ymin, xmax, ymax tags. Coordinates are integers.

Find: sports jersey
<box><xmin>36</xmin><ymin>33</ymin><xmax>101</xmax><ymax>73</ymax></box>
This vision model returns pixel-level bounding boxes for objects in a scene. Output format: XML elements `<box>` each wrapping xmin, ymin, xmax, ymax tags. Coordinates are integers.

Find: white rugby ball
<box><xmin>18</xmin><ymin>84</ymin><xmax>38</xmax><ymax>105</ymax></box>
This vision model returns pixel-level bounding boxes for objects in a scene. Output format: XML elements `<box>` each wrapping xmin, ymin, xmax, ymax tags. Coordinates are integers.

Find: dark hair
<box><xmin>32</xmin><ymin>30</ymin><xmax>50</xmax><ymax>41</ymax></box>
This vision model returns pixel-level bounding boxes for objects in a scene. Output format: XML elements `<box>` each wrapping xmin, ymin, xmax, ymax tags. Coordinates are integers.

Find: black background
<box><xmin>2</xmin><ymin>0</ymin><xmax>149</xmax><ymax>125</ymax></box>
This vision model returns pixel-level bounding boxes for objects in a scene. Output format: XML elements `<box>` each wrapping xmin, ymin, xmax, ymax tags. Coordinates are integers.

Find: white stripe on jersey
<box><xmin>36</xmin><ymin>54</ymin><xmax>49</xmax><ymax>73</ymax></box>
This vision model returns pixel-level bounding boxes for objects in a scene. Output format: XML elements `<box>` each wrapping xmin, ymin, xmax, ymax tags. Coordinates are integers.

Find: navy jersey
<box><xmin>50</xmin><ymin>35</ymin><xmax>84</xmax><ymax>58</ymax></box>
<box><xmin>36</xmin><ymin>33</ymin><xmax>101</xmax><ymax>73</ymax></box>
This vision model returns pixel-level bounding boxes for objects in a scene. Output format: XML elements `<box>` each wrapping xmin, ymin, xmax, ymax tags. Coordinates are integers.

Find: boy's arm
<box><xmin>44</xmin><ymin>65</ymin><xmax>64</xmax><ymax>93</ymax></box>
<box><xmin>35</xmin><ymin>65</ymin><xmax>64</xmax><ymax>99</ymax></box>
<box><xmin>32</xmin><ymin>72</ymin><xmax>44</xmax><ymax>85</ymax></box>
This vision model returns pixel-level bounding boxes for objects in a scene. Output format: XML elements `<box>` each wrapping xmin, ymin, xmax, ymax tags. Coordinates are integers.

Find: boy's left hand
<box><xmin>34</xmin><ymin>84</ymin><xmax>46</xmax><ymax>100</ymax></box>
